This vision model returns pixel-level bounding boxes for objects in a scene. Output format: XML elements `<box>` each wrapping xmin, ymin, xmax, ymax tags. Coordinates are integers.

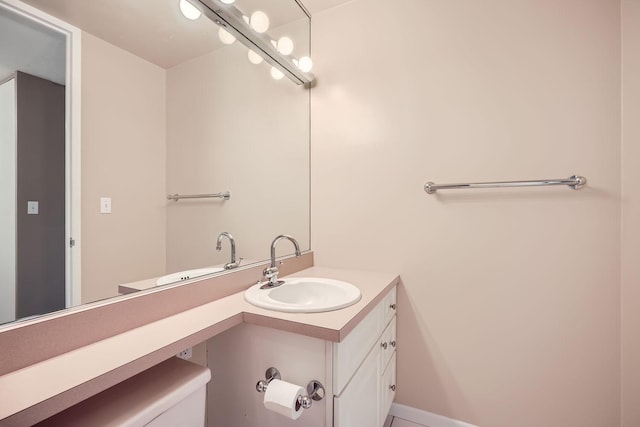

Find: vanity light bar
<box><xmin>196</xmin><ymin>0</ymin><xmax>315</xmax><ymax>85</ymax></box>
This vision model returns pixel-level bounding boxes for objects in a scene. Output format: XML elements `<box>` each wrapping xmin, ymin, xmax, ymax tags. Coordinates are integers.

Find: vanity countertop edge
<box><xmin>0</xmin><ymin>266</ymin><xmax>399</xmax><ymax>425</ymax></box>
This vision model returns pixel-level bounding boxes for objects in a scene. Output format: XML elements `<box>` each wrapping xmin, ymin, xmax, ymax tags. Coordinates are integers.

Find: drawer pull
<box><xmin>381</xmin><ymin>342</ymin><xmax>388</xmax><ymax>350</ymax></box>
<box><xmin>390</xmin><ymin>303</ymin><xmax>396</xmax><ymax>310</ymax></box>
<box><xmin>390</xmin><ymin>340</ymin><xmax>396</xmax><ymax>348</ymax></box>
<box><xmin>389</xmin><ymin>384</ymin><xmax>396</xmax><ymax>392</ymax></box>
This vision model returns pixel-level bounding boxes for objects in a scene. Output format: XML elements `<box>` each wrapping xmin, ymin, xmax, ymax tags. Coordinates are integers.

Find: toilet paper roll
<box><xmin>263</xmin><ymin>379</ymin><xmax>305</xmax><ymax>420</ymax></box>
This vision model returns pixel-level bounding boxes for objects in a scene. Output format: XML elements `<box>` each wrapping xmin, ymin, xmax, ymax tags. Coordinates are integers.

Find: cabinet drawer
<box><xmin>334</xmin><ymin>342</ymin><xmax>380</xmax><ymax>427</ymax></box>
<box><xmin>333</xmin><ymin>286</ymin><xmax>396</xmax><ymax>394</ymax></box>
<box><xmin>380</xmin><ymin>352</ymin><xmax>397</xmax><ymax>422</ymax></box>
<box><xmin>382</xmin><ymin>287</ymin><xmax>397</xmax><ymax>327</ymax></box>
<box><xmin>379</xmin><ymin>317</ymin><xmax>396</xmax><ymax>372</ymax></box>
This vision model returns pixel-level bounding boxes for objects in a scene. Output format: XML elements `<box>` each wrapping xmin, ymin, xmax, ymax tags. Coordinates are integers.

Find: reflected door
<box><xmin>14</xmin><ymin>71</ymin><xmax>66</xmax><ymax>319</ymax></box>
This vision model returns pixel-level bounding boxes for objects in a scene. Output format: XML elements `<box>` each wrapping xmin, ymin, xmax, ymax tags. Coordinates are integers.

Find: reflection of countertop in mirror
<box><xmin>117</xmin><ymin>277</ymin><xmax>157</xmax><ymax>293</ymax></box>
<box><xmin>0</xmin><ymin>266</ymin><xmax>399</xmax><ymax>425</ymax></box>
<box><xmin>117</xmin><ymin>261</ymin><xmax>259</xmax><ymax>293</ymax></box>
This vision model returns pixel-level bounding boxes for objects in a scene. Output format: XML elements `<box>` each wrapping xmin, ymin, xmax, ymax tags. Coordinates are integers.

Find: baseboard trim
<box><xmin>389</xmin><ymin>403</ymin><xmax>479</xmax><ymax>427</ymax></box>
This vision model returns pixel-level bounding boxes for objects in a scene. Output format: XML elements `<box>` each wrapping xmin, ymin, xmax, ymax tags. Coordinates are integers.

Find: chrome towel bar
<box><xmin>424</xmin><ymin>175</ymin><xmax>586</xmax><ymax>194</ymax></box>
<box><xmin>167</xmin><ymin>191</ymin><xmax>231</xmax><ymax>201</ymax></box>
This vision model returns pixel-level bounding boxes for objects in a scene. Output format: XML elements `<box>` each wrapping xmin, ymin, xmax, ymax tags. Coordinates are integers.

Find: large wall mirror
<box><xmin>0</xmin><ymin>0</ymin><xmax>311</xmax><ymax>327</ymax></box>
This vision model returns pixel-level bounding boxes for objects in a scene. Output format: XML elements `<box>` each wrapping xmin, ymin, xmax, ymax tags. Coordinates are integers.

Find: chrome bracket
<box><xmin>568</xmin><ymin>175</ymin><xmax>587</xmax><ymax>190</ymax></box>
<box><xmin>256</xmin><ymin>367</ymin><xmax>281</xmax><ymax>392</ymax></box>
<box><xmin>306</xmin><ymin>380</ymin><xmax>325</xmax><ymax>402</ymax></box>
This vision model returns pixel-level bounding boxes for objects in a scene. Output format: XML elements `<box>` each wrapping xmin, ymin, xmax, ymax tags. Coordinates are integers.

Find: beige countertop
<box><xmin>0</xmin><ymin>266</ymin><xmax>399</xmax><ymax>424</ymax></box>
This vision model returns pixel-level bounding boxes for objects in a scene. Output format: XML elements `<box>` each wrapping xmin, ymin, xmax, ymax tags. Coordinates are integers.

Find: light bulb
<box><xmin>179</xmin><ymin>0</ymin><xmax>201</xmax><ymax>20</ymax></box>
<box><xmin>276</xmin><ymin>37</ymin><xmax>294</xmax><ymax>55</ymax></box>
<box><xmin>218</xmin><ymin>27</ymin><xmax>236</xmax><ymax>45</ymax></box>
<box><xmin>220</xmin><ymin>0</ymin><xmax>235</xmax><ymax>3</ymax></box>
<box><xmin>250</xmin><ymin>11</ymin><xmax>269</xmax><ymax>33</ymax></box>
<box><xmin>296</xmin><ymin>56</ymin><xmax>313</xmax><ymax>72</ymax></box>
<box><xmin>248</xmin><ymin>50</ymin><xmax>263</xmax><ymax>65</ymax></box>
<box><xmin>270</xmin><ymin>67</ymin><xmax>284</xmax><ymax>80</ymax></box>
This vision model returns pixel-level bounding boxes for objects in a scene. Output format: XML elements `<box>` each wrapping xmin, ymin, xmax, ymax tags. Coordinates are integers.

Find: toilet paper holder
<box><xmin>255</xmin><ymin>367</ymin><xmax>325</xmax><ymax>409</ymax></box>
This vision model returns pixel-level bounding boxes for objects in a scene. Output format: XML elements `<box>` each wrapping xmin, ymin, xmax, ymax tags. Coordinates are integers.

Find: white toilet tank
<box><xmin>37</xmin><ymin>357</ymin><xmax>211</xmax><ymax>427</ymax></box>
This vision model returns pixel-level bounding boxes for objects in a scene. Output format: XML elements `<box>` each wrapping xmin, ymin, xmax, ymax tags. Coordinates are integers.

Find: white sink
<box><xmin>244</xmin><ymin>277</ymin><xmax>362</xmax><ymax>313</ymax></box>
<box><xmin>156</xmin><ymin>267</ymin><xmax>225</xmax><ymax>286</ymax></box>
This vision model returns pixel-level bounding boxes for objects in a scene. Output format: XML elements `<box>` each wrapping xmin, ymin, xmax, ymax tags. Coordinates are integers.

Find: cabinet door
<box><xmin>334</xmin><ymin>342</ymin><xmax>380</xmax><ymax>427</ymax></box>
<box><xmin>380</xmin><ymin>353</ymin><xmax>397</xmax><ymax>422</ymax></box>
<box><xmin>333</xmin><ymin>286</ymin><xmax>397</xmax><ymax>395</ymax></box>
<box><xmin>333</xmin><ymin>297</ymin><xmax>383</xmax><ymax>394</ymax></box>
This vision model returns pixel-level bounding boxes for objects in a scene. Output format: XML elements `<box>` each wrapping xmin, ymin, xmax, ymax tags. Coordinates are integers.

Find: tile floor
<box><xmin>384</xmin><ymin>415</ymin><xmax>426</xmax><ymax>427</ymax></box>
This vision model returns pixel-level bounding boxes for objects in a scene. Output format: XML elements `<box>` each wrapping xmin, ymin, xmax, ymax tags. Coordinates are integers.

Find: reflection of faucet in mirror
<box><xmin>262</xmin><ymin>235</ymin><xmax>302</xmax><ymax>288</ymax></box>
<box><xmin>216</xmin><ymin>232</ymin><xmax>242</xmax><ymax>270</ymax></box>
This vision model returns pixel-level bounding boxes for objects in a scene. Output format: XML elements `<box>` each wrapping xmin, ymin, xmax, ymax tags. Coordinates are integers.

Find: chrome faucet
<box><xmin>262</xmin><ymin>234</ymin><xmax>301</xmax><ymax>288</ymax></box>
<box><xmin>216</xmin><ymin>232</ymin><xmax>241</xmax><ymax>270</ymax></box>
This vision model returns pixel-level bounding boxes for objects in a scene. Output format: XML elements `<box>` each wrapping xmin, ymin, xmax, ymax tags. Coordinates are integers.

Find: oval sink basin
<box><xmin>244</xmin><ymin>277</ymin><xmax>362</xmax><ymax>313</ymax></box>
<box><xmin>156</xmin><ymin>267</ymin><xmax>225</xmax><ymax>286</ymax></box>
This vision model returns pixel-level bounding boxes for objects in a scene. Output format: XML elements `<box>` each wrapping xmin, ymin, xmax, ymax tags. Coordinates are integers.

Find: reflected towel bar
<box><xmin>167</xmin><ymin>191</ymin><xmax>231</xmax><ymax>201</ymax></box>
<box><xmin>424</xmin><ymin>175</ymin><xmax>587</xmax><ymax>194</ymax></box>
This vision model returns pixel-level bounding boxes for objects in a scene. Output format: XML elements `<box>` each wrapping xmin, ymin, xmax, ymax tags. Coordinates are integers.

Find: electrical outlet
<box><xmin>176</xmin><ymin>347</ymin><xmax>192</xmax><ymax>360</ymax></box>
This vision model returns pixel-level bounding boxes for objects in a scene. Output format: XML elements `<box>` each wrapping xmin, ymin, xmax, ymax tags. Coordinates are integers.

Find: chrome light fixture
<box><xmin>195</xmin><ymin>0</ymin><xmax>314</xmax><ymax>85</ymax></box>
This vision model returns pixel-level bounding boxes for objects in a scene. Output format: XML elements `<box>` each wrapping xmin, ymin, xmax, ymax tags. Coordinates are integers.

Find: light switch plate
<box><xmin>100</xmin><ymin>197</ymin><xmax>112</xmax><ymax>214</ymax></box>
<box><xmin>27</xmin><ymin>201</ymin><xmax>39</xmax><ymax>215</ymax></box>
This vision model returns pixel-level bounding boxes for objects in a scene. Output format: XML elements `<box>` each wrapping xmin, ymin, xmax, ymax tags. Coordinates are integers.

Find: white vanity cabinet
<box><xmin>207</xmin><ymin>285</ymin><xmax>397</xmax><ymax>427</ymax></box>
<box><xmin>333</xmin><ymin>287</ymin><xmax>397</xmax><ymax>427</ymax></box>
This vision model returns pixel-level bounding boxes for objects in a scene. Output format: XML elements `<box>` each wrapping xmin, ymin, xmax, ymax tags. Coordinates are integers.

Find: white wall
<box><xmin>82</xmin><ymin>24</ymin><xmax>311</xmax><ymax>297</ymax></box>
<box><xmin>81</xmin><ymin>32</ymin><xmax>167</xmax><ymax>303</ymax></box>
<box><xmin>165</xmin><ymin>41</ymin><xmax>310</xmax><ymax>272</ymax></box>
<box><xmin>0</xmin><ymin>77</ymin><xmax>16</xmax><ymax>324</ymax></box>
<box><xmin>311</xmin><ymin>0</ymin><xmax>621</xmax><ymax>426</ymax></box>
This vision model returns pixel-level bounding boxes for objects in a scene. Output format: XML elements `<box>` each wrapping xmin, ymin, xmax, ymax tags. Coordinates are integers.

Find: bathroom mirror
<box><xmin>0</xmin><ymin>0</ymin><xmax>311</xmax><ymax>327</ymax></box>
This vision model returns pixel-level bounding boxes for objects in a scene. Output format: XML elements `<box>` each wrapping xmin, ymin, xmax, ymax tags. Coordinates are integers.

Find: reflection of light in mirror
<box><xmin>250</xmin><ymin>11</ymin><xmax>270</xmax><ymax>33</ymax></box>
<box><xmin>270</xmin><ymin>67</ymin><xmax>284</xmax><ymax>80</ymax></box>
<box><xmin>248</xmin><ymin>50</ymin><xmax>264</xmax><ymax>65</ymax></box>
<box><xmin>295</xmin><ymin>56</ymin><xmax>313</xmax><ymax>73</ymax></box>
<box><xmin>277</xmin><ymin>37</ymin><xmax>294</xmax><ymax>55</ymax></box>
<box><xmin>220</xmin><ymin>0</ymin><xmax>236</xmax><ymax>3</ymax></box>
<box><xmin>179</xmin><ymin>0</ymin><xmax>201</xmax><ymax>20</ymax></box>
<box><xmin>218</xmin><ymin>28</ymin><xmax>236</xmax><ymax>45</ymax></box>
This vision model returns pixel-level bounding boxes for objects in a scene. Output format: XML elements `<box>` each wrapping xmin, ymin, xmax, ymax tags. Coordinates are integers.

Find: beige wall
<box><xmin>81</xmin><ymin>24</ymin><xmax>311</xmax><ymax>298</ymax></box>
<box><xmin>311</xmin><ymin>1</ymin><xmax>621</xmax><ymax>426</ymax></box>
<box><xmin>81</xmin><ymin>32</ymin><xmax>167</xmax><ymax>303</ymax></box>
<box><xmin>622</xmin><ymin>1</ymin><xmax>640</xmax><ymax>425</ymax></box>
<box><xmin>165</xmin><ymin>41</ymin><xmax>310</xmax><ymax>272</ymax></box>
